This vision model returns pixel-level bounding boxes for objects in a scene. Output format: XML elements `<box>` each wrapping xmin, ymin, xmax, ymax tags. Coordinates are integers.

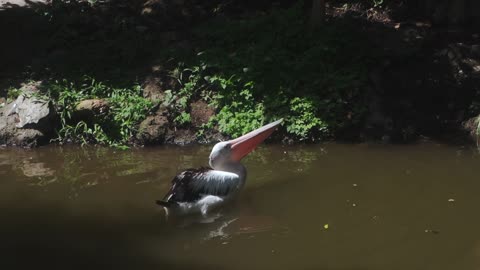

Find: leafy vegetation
<box><xmin>372</xmin><ymin>0</ymin><xmax>385</xmax><ymax>8</ymax></box>
<box><xmin>161</xmin><ymin>3</ymin><xmax>370</xmax><ymax>141</ymax></box>
<box><xmin>476</xmin><ymin>116</ymin><xmax>480</xmax><ymax>139</ymax></box>
<box><xmin>1</xmin><ymin>1</ymin><xmax>375</xmax><ymax>146</ymax></box>
<box><xmin>2</xmin><ymin>0</ymin><xmax>480</xmax><ymax>148</ymax></box>
<box><xmin>7</xmin><ymin>87</ymin><xmax>22</xmax><ymax>102</ymax></box>
<box><xmin>163</xmin><ymin>64</ymin><xmax>205</xmax><ymax>127</ymax></box>
<box><xmin>44</xmin><ymin>78</ymin><xmax>154</xmax><ymax>148</ymax></box>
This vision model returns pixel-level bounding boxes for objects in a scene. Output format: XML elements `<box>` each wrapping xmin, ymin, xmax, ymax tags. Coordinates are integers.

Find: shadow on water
<box><xmin>0</xmin><ymin>202</ymin><xmax>222</xmax><ymax>269</ymax></box>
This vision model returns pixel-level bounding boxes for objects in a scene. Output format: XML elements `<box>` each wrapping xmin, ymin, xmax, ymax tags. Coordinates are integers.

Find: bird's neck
<box><xmin>215</xmin><ymin>162</ymin><xmax>247</xmax><ymax>183</ymax></box>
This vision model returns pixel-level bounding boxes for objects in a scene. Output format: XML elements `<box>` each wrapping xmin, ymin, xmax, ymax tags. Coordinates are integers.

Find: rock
<box><xmin>196</xmin><ymin>129</ymin><xmax>228</xmax><ymax>144</ymax></box>
<box><xmin>165</xmin><ymin>128</ymin><xmax>197</xmax><ymax>145</ymax></box>
<box><xmin>190</xmin><ymin>100</ymin><xmax>214</xmax><ymax>128</ymax></box>
<box><xmin>74</xmin><ymin>99</ymin><xmax>109</xmax><ymax>123</ymax></box>
<box><xmin>0</xmin><ymin>93</ymin><xmax>56</xmax><ymax>147</ymax></box>
<box><xmin>14</xmin><ymin>94</ymin><xmax>51</xmax><ymax>128</ymax></box>
<box><xmin>18</xmin><ymin>81</ymin><xmax>42</xmax><ymax>93</ymax></box>
<box><xmin>76</xmin><ymin>99</ymin><xmax>109</xmax><ymax>115</ymax></box>
<box><xmin>136</xmin><ymin>114</ymin><xmax>169</xmax><ymax>145</ymax></box>
<box><xmin>13</xmin><ymin>129</ymin><xmax>45</xmax><ymax>146</ymax></box>
<box><xmin>142</xmin><ymin>76</ymin><xmax>166</xmax><ymax>102</ymax></box>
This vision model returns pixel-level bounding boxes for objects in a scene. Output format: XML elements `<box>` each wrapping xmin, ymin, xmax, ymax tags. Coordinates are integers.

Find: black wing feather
<box><xmin>161</xmin><ymin>167</ymin><xmax>213</xmax><ymax>204</ymax></box>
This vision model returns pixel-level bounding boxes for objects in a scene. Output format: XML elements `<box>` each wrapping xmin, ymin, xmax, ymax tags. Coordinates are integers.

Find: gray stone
<box><xmin>165</xmin><ymin>128</ymin><xmax>197</xmax><ymax>145</ymax></box>
<box><xmin>142</xmin><ymin>76</ymin><xmax>166</xmax><ymax>102</ymax></box>
<box><xmin>136</xmin><ymin>114</ymin><xmax>169</xmax><ymax>145</ymax></box>
<box><xmin>14</xmin><ymin>94</ymin><xmax>51</xmax><ymax>128</ymax></box>
<box><xmin>190</xmin><ymin>100</ymin><xmax>214</xmax><ymax>128</ymax></box>
<box><xmin>0</xmin><ymin>93</ymin><xmax>56</xmax><ymax>147</ymax></box>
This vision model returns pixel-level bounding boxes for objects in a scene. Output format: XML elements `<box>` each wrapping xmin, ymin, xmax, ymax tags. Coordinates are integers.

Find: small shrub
<box><xmin>45</xmin><ymin>78</ymin><xmax>153</xmax><ymax>147</ymax></box>
<box><xmin>286</xmin><ymin>97</ymin><xmax>328</xmax><ymax>140</ymax></box>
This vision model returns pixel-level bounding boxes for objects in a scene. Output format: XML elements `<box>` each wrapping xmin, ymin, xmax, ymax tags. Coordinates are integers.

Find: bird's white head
<box><xmin>209</xmin><ymin>119</ymin><xmax>283</xmax><ymax>169</ymax></box>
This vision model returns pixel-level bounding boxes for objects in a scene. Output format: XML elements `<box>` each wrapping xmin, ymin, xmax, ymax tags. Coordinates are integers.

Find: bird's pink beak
<box><xmin>229</xmin><ymin>119</ymin><xmax>283</xmax><ymax>162</ymax></box>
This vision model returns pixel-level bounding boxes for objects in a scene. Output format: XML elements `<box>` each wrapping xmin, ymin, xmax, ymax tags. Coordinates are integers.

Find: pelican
<box><xmin>157</xmin><ymin>119</ymin><xmax>283</xmax><ymax>216</ymax></box>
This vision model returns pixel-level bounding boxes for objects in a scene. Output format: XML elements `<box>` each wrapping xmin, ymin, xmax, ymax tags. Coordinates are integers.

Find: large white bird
<box><xmin>157</xmin><ymin>119</ymin><xmax>283</xmax><ymax>216</ymax></box>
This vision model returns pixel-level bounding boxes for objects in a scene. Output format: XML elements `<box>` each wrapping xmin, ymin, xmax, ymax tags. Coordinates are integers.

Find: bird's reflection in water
<box><xmin>163</xmin><ymin>202</ymin><xmax>284</xmax><ymax>243</ymax></box>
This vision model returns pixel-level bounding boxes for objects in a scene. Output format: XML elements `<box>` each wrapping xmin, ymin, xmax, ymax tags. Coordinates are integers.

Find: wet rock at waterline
<box><xmin>136</xmin><ymin>114</ymin><xmax>169</xmax><ymax>145</ymax></box>
<box><xmin>0</xmin><ymin>94</ymin><xmax>56</xmax><ymax>147</ymax></box>
<box><xmin>165</xmin><ymin>128</ymin><xmax>197</xmax><ymax>145</ymax></box>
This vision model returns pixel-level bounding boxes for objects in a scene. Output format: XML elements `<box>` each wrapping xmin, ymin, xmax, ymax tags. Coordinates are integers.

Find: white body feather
<box><xmin>166</xmin><ymin>169</ymin><xmax>245</xmax><ymax>216</ymax></box>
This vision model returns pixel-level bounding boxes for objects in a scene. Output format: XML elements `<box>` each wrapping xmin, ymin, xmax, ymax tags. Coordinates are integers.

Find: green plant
<box><xmin>190</xmin><ymin>3</ymin><xmax>367</xmax><ymax>139</ymax></box>
<box><xmin>55</xmin><ymin>121</ymin><xmax>109</xmax><ymax>146</ymax></box>
<box><xmin>7</xmin><ymin>87</ymin><xmax>22</xmax><ymax>102</ymax></box>
<box><xmin>286</xmin><ymin>97</ymin><xmax>327</xmax><ymax>140</ymax></box>
<box><xmin>45</xmin><ymin>78</ymin><xmax>153</xmax><ymax>147</ymax></box>
<box><xmin>109</xmin><ymin>85</ymin><xmax>153</xmax><ymax>142</ymax></box>
<box><xmin>163</xmin><ymin>63</ymin><xmax>210</xmax><ymax>126</ymax></box>
<box><xmin>148</xmin><ymin>2</ymin><xmax>371</xmax><ymax>141</ymax></box>
<box><xmin>372</xmin><ymin>0</ymin><xmax>384</xmax><ymax>7</ymax></box>
<box><xmin>476</xmin><ymin>116</ymin><xmax>480</xmax><ymax>136</ymax></box>
<box><xmin>213</xmin><ymin>81</ymin><xmax>266</xmax><ymax>138</ymax></box>
<box><xmin>175</xmin><ymin>112</ymin><xmax>191</xmax><ymax>125</ymax></box>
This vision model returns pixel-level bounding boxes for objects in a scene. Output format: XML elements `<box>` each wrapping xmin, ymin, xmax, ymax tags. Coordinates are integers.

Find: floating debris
<box><xmin>424</xmin><ymin>229</ymin><xmax>440</xmax><ymax>234</ymax></box>
<box><xmin>448</xmin><ymin>198</ymin><xmax>455</xmax><ymax>202</ymax></box>
<box><xmin>323</xmin><ymin>224</ymin><xmax>329</xmax><ymax>230</ymax></box>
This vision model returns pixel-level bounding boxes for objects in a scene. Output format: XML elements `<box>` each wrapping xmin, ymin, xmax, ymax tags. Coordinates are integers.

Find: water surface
<box><xmin>1</xmin><ymin>143</ymin><xmax>480</xmax><ymax>269</ymax></box>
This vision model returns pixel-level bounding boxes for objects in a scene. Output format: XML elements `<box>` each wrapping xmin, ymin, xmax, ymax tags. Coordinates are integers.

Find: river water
<box><xmin>1</xmin><ymin>143</ymin><xmax>480</xmax><ymax>269</ymax></box>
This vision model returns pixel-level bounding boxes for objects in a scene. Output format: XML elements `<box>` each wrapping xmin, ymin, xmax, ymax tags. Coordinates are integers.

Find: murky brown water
<box><xmin>1</xmin><ymin>143</ymin><xmax>480</xmax><ymax>269</ymax></box>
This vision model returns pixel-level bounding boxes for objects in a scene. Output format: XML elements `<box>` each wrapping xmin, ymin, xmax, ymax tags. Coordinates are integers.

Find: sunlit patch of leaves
<box><xmin>286</xmin><ymin>97</ymin><xmax>328</xmax><ymax>140</ymax></box>
<box><xmin>44</xmin><ymin>77</ymin><xmax>153</xmax><ymax>148</ymax></box>
<box><xmin>6</xmin><ymin>87</ymin><xmax>23</xmax><ymax>102</ymax></box>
